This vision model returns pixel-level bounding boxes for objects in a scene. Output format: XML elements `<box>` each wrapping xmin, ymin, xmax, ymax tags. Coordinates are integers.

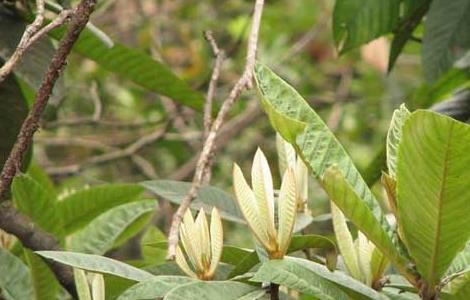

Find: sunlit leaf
<box><xmin>116</xmin><ymin>276</ymin><xmax>196</xmax><ymax>300</ymax></box>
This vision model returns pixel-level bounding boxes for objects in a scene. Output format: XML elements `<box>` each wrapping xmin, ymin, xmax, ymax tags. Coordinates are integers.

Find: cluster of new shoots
<box><xmin>233</xmin><ymin>148</ymin><xmax>298</xmax><ymax>259</ymax></box>
<box><xmin>175</xmin><ymin>207</ymin><xmax>223</xmax><ymax>280</ymax></box>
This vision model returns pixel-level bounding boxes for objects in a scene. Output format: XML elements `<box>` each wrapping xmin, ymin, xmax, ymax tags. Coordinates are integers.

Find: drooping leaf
<box><xmin>116</xmin><ymin>276</ymin><xmax>196</xmax><ymax>300</ymax></box>
<box><xmin>36</xmin><ymin>251</ymin><xmax>153</xmax><ymax>282</ymax></box>
<box><xmin>164</xmin><ymin>281</ymin><xmax>265</xmax><ymax>300</ymax></box>
<box><xmin>12</xmin><ymin>173</ymin><xmax>64</xmax><ymax>238</ymax></box>
<box><xmin>0</xmin><ymin>74</ymin><xmax>28</xmax><ymax>172</ymax></box>
<box><xmin>333</xmin><ymin>0</ymin><xmax>399</xmax><ymax>53</ymax></box>
<box><xmin>386</xmin><ymin>104</ymin><xmax>411</xmax><ymax>178</ymax></box>
<box><xmin>58</xmin><ymin>184</ymin><xmax>144</xmax><ymax>234</ymax></box>
<box><xmin>254</xmin><ymin>63</ymin><xmax>388</xmax><ymax>227</ymax></box>
<box><xmin>396</xmin><ymin>110</ymin><xmax>470</xmax><ymax>286</ymax></box>
<box><xmin>142</xmin><ymin>180</ymin><xmax>244</xmax><ymax>223</ymax></box>
<box><xmin>47</xmin><ymin>25</ymin><xmax>203</xmax><ymax>110</ymax></box>
<box><xmin>322</xmin><ymin>166</ymin><xmax>411</xmax><ymax>280</ymax></box>
<box><xmin>69</xmin><ymin>200</ymin><xmax>156</xmax><ymax>255</ymax></box>
<box><xmin>24</xmin><ymin>250</ymin><xmax>60</xmax><ymax>300</ymax></box>
<box><xmin>422</xmin><ymin>0</ymin><xmax>470</xmax><ymax>82</ymax></box>
<box><xmin>0</xmin><ymin>247</ymin><xmax>34</xmax><ymax>300</ymax></box>
<box><xmin>251</xmin><ymin>257</ymin><xmax>385</xmax><ymax>300</ymax></box>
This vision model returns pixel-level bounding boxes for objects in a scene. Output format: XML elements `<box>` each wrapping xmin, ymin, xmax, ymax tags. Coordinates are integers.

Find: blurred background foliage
<box><xmin>1</xmin><ymin>0</ymin><xmax>469</xmax><ymax>252</ymax></box>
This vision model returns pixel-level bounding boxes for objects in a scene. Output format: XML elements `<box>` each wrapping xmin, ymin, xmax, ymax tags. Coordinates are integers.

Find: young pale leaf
<box><xmin>331</xmin><ymin>202</ymin><xmax>362</xmax><ymax>281</ymax></box>
<box><xmin>397</xmin><ymin>110</ymin><xmax>470</xmax><ymax>286</ymax></box>
<box><xmin>74</xmin><ymin>269</ymin><xmax>92</xmax><ymax>300</ymax></box>
<box><xmin>36</xmin><ymin>251</ymin><xmax>153</xmax><ymax>282</ymax></box>
<box><xmin>277</xmin><ymin>168</ymin><xmax>297</xmax><ymax>256</ymax></box>
<box><xmin>70</xmin><ymin>200</ymin><xmax>156</xmax><ymax>255</ymax></box>
<box><xmin>323</xmin><ymin>166</ymin><xmax>412</xmax><ymax>283</ymax></box>
<box><xmin>175</xmin><ymin>246</ymin><xmax>197</xmax><ymax>278</ymax></box>
<box><xmin>233</xmin><ymin>164</ymin><xmax>270</xmax><ymax>250</ymax></box>
<box><xmin>251</xmin><ymin>148</ymin><xmax>276</xmax><ymax>240</ymax></box>
<box><xmin>356</xmin><ymin>232</ymin><xmax>373</xmax><ymax>285</ymax></box>
<box><xmin>195</xmin><ymin>208</ymin><xmax>211</xmax><ymax>267</ymax></box>
<box><xmin>276</xmin><ymin>133</ymin><xmax>296</xmax><ymax>176</ymax></box>
<box><xmin>164</xmin><ymin>281</ymin><xmax>265</xmax><ymax>300</ymax></box>
<box><xmin>254</xmin><ymin>63</ymin><xmax>388</xmax><ymax>229</ymax></box>
<box><xmin>386</xmin><ymin>104</ymin><xmax>410</xmax><ymax>178</ymax></box>
<box><xmin>116</xmin><ymin>276</ymin><xmax>196</xmax><ymax>300</ymax></box>
<box><xmin>91</xmin><ymin>273</ymin><xmax>105</xmax><ymax>300</ymax></box>
<box><xmin>209</xmin><ymin>208</ymin><xmax>223</xmax><ymax>275</ymax></box>
<box><xmin>0</xmin><ymin>247</ymin><xmax>34</xmax><ymax>300</ymax></box>
<box><xmin>180</xmin><ymin>211</ymin><xmax>203</xmax><ymax>271</ymax></box>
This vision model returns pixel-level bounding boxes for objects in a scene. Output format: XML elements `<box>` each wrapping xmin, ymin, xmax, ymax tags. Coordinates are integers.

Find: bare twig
<box><xmin>0</xmin><ymin>1</ymin><xmax>97</xmax><ymax>296</ymax></box>
<box><xmin>0</xmin><ymin>1</ymin><xmax>73</xmax><ymax>83</ymax></box>
<box><xmin>203</xmin><ymin>30</ymin><xmax>225</xmax><ymax>137</ymax></box>
<box><xmin>42</xmin><ymin>124</ymin><xmax>167</xmax><ymax>176</ymax></box>
<box><xmin>166</xmin><ymin>0</ymin><xmax>265</xmax><ymax>259</ymax></box>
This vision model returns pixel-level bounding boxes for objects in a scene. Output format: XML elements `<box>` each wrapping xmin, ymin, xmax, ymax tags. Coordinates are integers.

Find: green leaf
<box><xmin>58</xmin><ymin>184</ymin><xmax>144</xmax><ymax>234</ymax></box>
<box><xmin>251</xmin><ymin>257</ymin><xmax>385</xmax><ymax>300</ymax></box>
<box><xmin>47</xmin><ymin>25</ymin><xmax>203</xmax><ymax>110</ymax></box>
<box><xmin>386</xmin><ymin>104</ymin><xmax>411</xmax><ymax>178</ymax></box>
<box><xmin>322</xmin><ymin>166</ymin><xmax>411</xmax><ymax>280</ymax></box>
<box><xmin>12</xmin><ymin>173</ymin><xmax>64</xmax><ymax>238</ymax></box>
<box><xmin>116</xmin><ymin>276</ymin><xmax>196</xmax><ymax>300</ymax></box>
<box><xmin>36</xmin><ymin>251</ymin><xmax>154</xmax><ymax>282</ymax></box>
<box><xmin>0</xmin><ymin>247</ymin><xmax>34</xmax><ymax>300</ymax></box>
<box><xmin>24</xmin><ymin>250</ymin><xmax>60</xmax><ymax>300</ymax></box>
<box><xmin>442</xmin><ymin>272</ymin><xmax>470</xmax><ymax>300</ymax></box>
<box><xmin>27</xmin><ymin>162</ymin><xmax>57</xmax><ymax>198</ymax></box>
<box><xmin>141</xmin><ymin>180</ymin><xmax>245</xmax><ymax>223</ymax></box>
<box><xmin>74</xmin><ymin>268</ymin><xmax>92</xmax><ymax>300</ymax></box>
<box><xmin>164</xmin><ymin>281</ymin><xmax>265</xmax><ymax>300</ymax></box>
<box><xmin>254</xmin><ymin>63</ymin><xmax>387</xmax><ymax>225</ymax></box>
<box><xmin>333</xmin><ymin>0</ymin><xmax>399</xmax><ymax>53</ymax></box>
<box><xmin>69</xmin><ymin>200</ymin><xmax>156</xmax><ymax>255</ymax></box>
<box><xmin>396</xmin><ymin>110</ymin><xmax>470</xmax><ymax>286</ymax></box>
<box><xmin>422</xmin><ymin>0</ymin><xmax>470</xmax><ymax>82</ymax></box>
<box><xmin>0</xmin><ymin>74</ymin><xmax>29</xmax><ymax>173</ymax></box>
<box><xmin>141</xmin><ymin>226</ymin><xmax>167</xmax><ymax>265</ymax></box>
<box><xmin>227</xmin><ymin>235</ymin><xmax>336</xmax><ymax>278</ymax></box>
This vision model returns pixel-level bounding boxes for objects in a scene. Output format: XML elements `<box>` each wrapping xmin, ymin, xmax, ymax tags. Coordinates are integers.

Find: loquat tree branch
<box><xmin>166</xmin><ymin>0</ymin><xmax>265</xmax><ymax>259</ymax></box>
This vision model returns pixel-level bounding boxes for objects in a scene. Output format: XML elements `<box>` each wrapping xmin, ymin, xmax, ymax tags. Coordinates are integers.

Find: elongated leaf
<box><xmin>117</xmin><ymin>276</ymin><xmax>196</xmax><ymax>300</ymax></box>
<box><xmin>59</xmin><ymin>184</ymin><xmax>144</xmax><ymax>234</ymax></box>
<box><xmin>386</xmin><ymin>104</ymin><xmax>411</xmax><ymax>178</ymax></box>
<box><xmin>331</xmin><ymin>203</ymin><xmax>361</xmax><ymax>280</ymax></box>
<box><xmin>251</xmin><ymin>257</ymin><xmax>385</xmax><ymax>300</ymax></box>
<box><xmin>0</xmin><ymin>74</ymin><xmax>28</xmax><ymax>172</ymax></box>
<box><xmin>277</xmin><ymin>168</ymin><xmax>297</xmax><ymax>255</ymax></box>
<box><xmin>333</xmin><ymin>0</ymin><xmax>399</xmax><ymax>53</ymax></box>
<box><xmin>0</xmin><ymin>247</ymin><xmax>34</xmax><ymax>300</ymax></box>
<box><xmin>74</xmin><ymin>269</ymin><xmax>92</xmax><ymax>300</ymax></box>
<box><xmin>70</xmin><ymin>200</ymin><xmax>156</xmax><ymax>255</ymax></box>
<box><xmin>25</xmin><ymin>250</ymin><xmax>60</xmax><ymax>300</ymax></box>
<box><xmin>47</xmin><ymin>26</ymin><xmax>203</xmax><ymax>110</ymax></box>
<box><xmin>322</xmin><ymin>166</ymin><xmax>410</xmax><ymax>279</ymax></box>
<box><xmin>36</xmin><ymin>251</ymin><xmax>153</xmax><ymax>282</ymax></box>
<box><xmin>422</xmin><ymin>0</ymin><xmax>470</xmax><ymax>82</ymax></box>
<box><xmin>396</xmin><ymin>110</ymin><xmax>470</xmax><ymax>286</ymax></box>
<box><xmin>91</xmin><ymin>273</ymin><xmax>105</xmax><ymax>300</ymax></box>
<box><xmin>254</xmin><ymin>63</ymin><xmax>387</xmax><ymax>226</ymax></box>
<box><xmin>12</xmin><ymin>174</ymin><xmax>64</xmax><ymax>238</ymax></box>
<box><xmin>142</xmin><ymin>180</ymin><xmax>244</xmax><ymax>223</ymax></box>
<box><xmin>164</xmin><ymin>281</ymin><xmax>265</xmax><ymax>300</ymax></box>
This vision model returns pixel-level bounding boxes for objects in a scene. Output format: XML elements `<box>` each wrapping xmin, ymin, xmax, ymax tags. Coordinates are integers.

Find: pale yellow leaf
<box><xmin>276</xmin><ymin>133</ymin><xmax>296</xmax><ymax>176</ymax></box>
<box><xmin>195</xmin><ymin>208</ymin><xmax>211</xmax><ymax>268</ymax></box>
<box><xmin>176</xmin><ymin>246</ymin><xmax>197</xmax><ymax>279</ymax></box>
<box><xmin>233</xmin><ymin>164</ymin><xmax>270</xmax><ymax>250</ymax></box>
<box><xmin>252</xmin><ymin>148</ymin><xmax>276</xmax><ymax>240</ymax></box>
<box><xmin>209</xmin><ymin>207</ymin><xmax>223</xmax><ymax>275</ymax></box>
<box><xmin>356</xmin><ymin>231</ymin><xmax>373</xmax><ymax>285</ymax></box>
<box><xmin>91</xmin><ymin>273</ymin><xmax>105</xmax><ymax>300</ymax></box>
<box><xmin>74</xmin><ymin>268</ymin><xmax>91</xmax><ymax>300</ymax></box>
<box><xmin>180</xmin><ymin>215</ymin><xmax>203</xmax><ymax>271</ymax></box>
<box><xmin>331</xmin><ymin>202</ymin><xmax>362</xmax><ymax>280</ymax></box>
<box><xmin>277</xmin><ymin>168</ymin><xmax>297</xmax><ymax>256</ymax></box>
<box><xmin>295</xmin><ymin>158</ymin><xmax>309</xmax><ymax>209</ymax></box>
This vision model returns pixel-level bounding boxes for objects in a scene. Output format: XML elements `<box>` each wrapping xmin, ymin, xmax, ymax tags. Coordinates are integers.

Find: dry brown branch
<box><xmin>0</xmin><ymin>2</ymin><xmax>73</xmax><ymax>83</ymax></box>
<box><xmin>0</xmin><ymin>1</ymin><xmax>98</xmax><ymax>296</ymax></box>
<box><xmin>166</xmin><ymin>0</ymin><xmax>265</xmax><ymax>259</ymax></box>
<box><xmin>42</xmin><ymin>124</ymin><xmax>167</xmax><ymax>177</ymax></box>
